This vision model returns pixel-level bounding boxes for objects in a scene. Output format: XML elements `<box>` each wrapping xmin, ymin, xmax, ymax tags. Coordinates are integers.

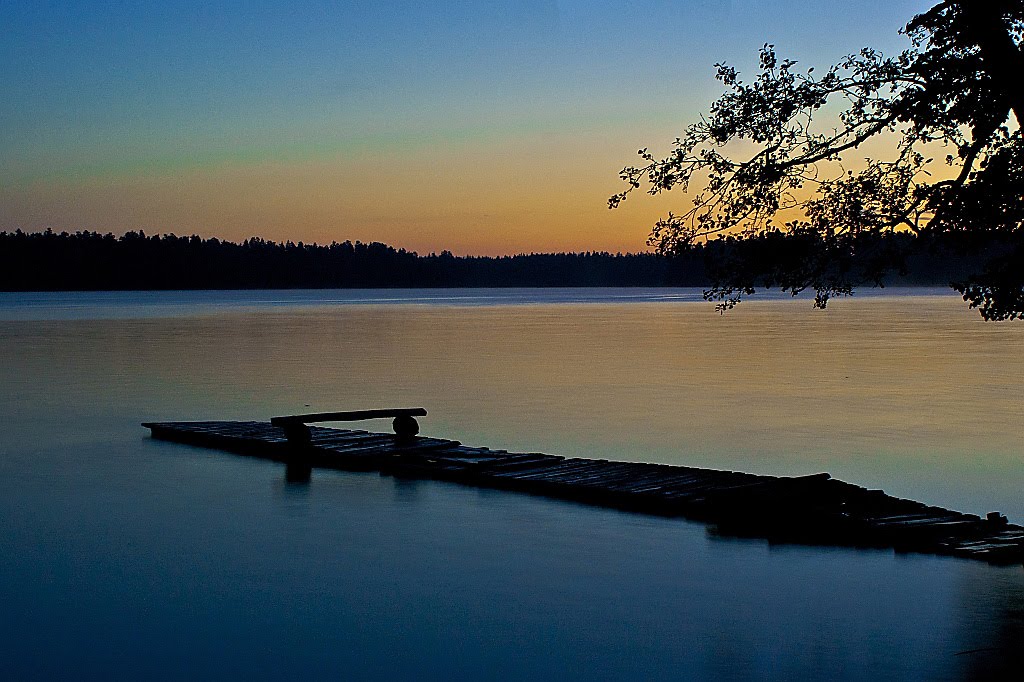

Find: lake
<box><xmin>2</xmin><ymin>288</ymin><xmax>1022</xmax><ymax>680</ymax></box>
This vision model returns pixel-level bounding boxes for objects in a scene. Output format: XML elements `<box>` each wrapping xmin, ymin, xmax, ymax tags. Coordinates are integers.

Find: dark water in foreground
<box><xmin>2</xmin><ymin>288</ymin><xmax>1023</xmax><ymax>680</ymax></box>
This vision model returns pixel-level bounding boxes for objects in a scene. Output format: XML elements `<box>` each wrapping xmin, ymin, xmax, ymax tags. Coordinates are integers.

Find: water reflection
<box><xmin>4</xmin><ymin>292</ymin><xmax>1021</xmax><ymax>517</ymax></box>
<box><xmin>284</xmin><ymin>460</ymin><xmax>313</xmax><ymax>485</ymax></box>
<box><xmin>1</xmin><ymin>290</ymin><xmax>1023</xmax><ymax>679</ymax></box>
<box><xmin>952</xmin><ymin>563</ymin><xmax>1024</xmax><ymax>679</ymax></box>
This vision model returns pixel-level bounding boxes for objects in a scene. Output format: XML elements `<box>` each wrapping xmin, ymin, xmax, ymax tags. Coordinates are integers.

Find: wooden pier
<box><xmin>143</xmin><ymin>412</ymin><xmax>1024</xmax><ymax>566</ymax></box>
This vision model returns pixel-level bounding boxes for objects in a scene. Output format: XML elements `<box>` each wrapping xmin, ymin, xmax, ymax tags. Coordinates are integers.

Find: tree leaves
<box><xmin>611</xmin><ymin>1</ymin><xmax>1024</xmax><ymax>319</ymax></box>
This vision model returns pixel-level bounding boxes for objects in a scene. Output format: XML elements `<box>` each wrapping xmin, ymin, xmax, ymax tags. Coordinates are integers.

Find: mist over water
<box><xmin>2</xmin><ymin>288</ymin><xmax>1023</xmax><ymax>679</ymax></box>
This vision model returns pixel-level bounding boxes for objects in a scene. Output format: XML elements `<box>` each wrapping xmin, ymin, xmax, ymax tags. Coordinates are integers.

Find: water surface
<box><xmin>2</xmin><ymin>288</ymin><xmax>1022</xmax><ymax>680</ymax></box>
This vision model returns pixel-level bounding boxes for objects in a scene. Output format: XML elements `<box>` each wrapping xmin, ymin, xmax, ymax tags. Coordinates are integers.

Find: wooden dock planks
<box><xmin>141</xmin><ymin>420</ymin><xmax>1024</xmax><ymax>566</ymax></box>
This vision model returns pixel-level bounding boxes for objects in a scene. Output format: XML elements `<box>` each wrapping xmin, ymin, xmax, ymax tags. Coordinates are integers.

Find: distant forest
<box><xmin>0</xmin><ymin>229</ymin><xmax>1003</xmax><ymax>291</ymax></box>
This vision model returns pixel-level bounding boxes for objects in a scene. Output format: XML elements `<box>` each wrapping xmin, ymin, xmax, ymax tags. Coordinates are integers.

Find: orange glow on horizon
<box><xmin>1</xmin><ymin>133</ymin><xmax>687</xmax><ymax>256</ymax></box>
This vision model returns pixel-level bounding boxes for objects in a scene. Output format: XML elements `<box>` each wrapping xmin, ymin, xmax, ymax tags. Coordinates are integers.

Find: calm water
<box><xmin>2</xmin><ymin>288</ymin><xmax>1023</xmax><ymax>680</ymax></box>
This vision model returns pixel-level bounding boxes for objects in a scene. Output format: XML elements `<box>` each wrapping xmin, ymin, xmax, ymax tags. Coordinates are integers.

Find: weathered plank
<box><xmin>270</xmin><ymin>407</ymin><xmax>427</xmax><ymax>426</ymax></box>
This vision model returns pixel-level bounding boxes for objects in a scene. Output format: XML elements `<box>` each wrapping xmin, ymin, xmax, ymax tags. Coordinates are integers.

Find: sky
<box><xmin>1</xmin><ymin>0</ymin><xmax>934</xmax><ymax>255</ymax></box>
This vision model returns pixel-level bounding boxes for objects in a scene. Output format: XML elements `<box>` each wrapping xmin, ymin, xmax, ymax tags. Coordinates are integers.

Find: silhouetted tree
<box><xmin>611</xmin><ymin>1</ymin><xmax>1024</xmax><ymax>319</ymax></box>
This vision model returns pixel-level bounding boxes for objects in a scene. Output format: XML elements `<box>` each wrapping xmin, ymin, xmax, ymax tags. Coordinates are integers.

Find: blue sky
<box><xmin>1</xmin><ymin>0</ymin><xmax>934</xmax><ymax>253</ymax></box>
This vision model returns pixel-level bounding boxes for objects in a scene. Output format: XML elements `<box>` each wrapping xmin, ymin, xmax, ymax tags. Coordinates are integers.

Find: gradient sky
<box><xmin>2</xmin><ymin>0</ymin><xmax>934</xmax><ymax>255</ymax></box>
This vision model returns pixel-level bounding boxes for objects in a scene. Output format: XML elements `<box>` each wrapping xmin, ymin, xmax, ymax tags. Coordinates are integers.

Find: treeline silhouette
<box><xmin>0</xmin><ymin>229</ymin><xmax>1002</xmax><ymax>291</ymax></box>
<box><xmin>0</xmin><ymin>230</ymin><xmax>698</xmax><ymax>289</ymax></box>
